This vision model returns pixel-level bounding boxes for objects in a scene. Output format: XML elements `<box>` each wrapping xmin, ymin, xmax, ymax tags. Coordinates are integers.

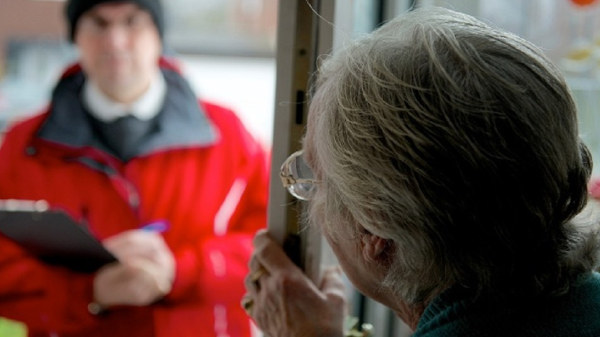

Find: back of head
<box><xmin>310</xmin><ymin>6</ymin><xmax>598</xmax><ymax>303</ymax></box>
<box><xmin>65</xmin><ymin>0</ymin><xmax>164</xmax><ymax>41</ymax></box>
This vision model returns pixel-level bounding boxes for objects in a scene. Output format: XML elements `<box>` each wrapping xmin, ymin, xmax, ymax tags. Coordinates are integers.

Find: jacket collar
<box><xmin>37</xmin><ymin>60</ymin><xmax>218</xmax><ymax>160</ymax></box>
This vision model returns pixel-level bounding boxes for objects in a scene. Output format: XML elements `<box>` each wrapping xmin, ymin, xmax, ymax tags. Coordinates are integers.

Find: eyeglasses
<box><xmin>280</xmin><ymin>150</ymin><xmax>318</xmax><ymax>201</ymax></box>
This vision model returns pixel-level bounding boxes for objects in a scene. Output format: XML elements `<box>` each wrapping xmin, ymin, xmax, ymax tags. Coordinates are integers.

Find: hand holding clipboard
<box><xmin>0</xmin><ymin>199</ymin><xmax>117</xmax><ymax>273</ymax></box>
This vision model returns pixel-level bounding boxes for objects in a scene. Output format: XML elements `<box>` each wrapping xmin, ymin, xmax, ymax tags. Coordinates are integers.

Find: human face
<box><xmin>74</xmin><ymin>3</ymin><xmax>162</xmax><ymax>103</ymax></box>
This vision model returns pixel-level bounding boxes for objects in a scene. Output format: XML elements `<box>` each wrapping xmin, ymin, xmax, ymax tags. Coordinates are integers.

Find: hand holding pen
<box><xmin>140</xmin><ymin>220</ymin><xmax>169</xmax><ymax>233</ymax></box>
<box><xmin>103</xmin><ymin>220</ymin><xmax>172</xmax><ymax>265</ymax></box>
<box><xmin>94</xmin><ymin>221</ymin><xmax>175</xmax><ymax>308</ymax></box>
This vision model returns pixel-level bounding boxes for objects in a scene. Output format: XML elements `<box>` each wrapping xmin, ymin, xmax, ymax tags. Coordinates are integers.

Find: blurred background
<box><xmin>0</xmin><ymin>0</ymin><xmax>277</xmax><ymax>147</ymax></box>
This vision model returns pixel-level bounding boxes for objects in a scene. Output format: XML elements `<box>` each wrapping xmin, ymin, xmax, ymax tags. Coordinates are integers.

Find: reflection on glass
<box><xmin>560</xmin><ymin>0</ymin><xmax>599</xmax><ymax>75</ymax></box>
<box><xmin>164</xmin><ymin>0</ymin><xmax>277</xmax><ymax>56</ymax></box>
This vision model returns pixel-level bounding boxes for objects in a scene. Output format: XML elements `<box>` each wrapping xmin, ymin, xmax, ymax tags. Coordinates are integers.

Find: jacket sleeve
<box><xmin>165</xmin><ymin>103</ymin><xmax>270</xmax><ymax>305</ymax></box>
<box><xmin>0</xmin><ymin>121</ymin><xmax>99</xmax><ymax>334</ymax></box>
<box><xmin>0</xmin><ymin>237</ymin><xmax>98</xmax><ymax>333</ymax></box>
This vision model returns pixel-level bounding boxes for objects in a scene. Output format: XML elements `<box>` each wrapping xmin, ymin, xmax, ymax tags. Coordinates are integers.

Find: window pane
<box><xmin>164</xmin><ymin>0</ymin><xmax>277</xmax><ymax>57</ymax></box>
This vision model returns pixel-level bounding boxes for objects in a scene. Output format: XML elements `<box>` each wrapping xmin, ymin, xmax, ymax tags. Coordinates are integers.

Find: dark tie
<box><xmin>95</xmin><ymin>115</ymin><xmax>156</xmax><ymax>161</ymax></box>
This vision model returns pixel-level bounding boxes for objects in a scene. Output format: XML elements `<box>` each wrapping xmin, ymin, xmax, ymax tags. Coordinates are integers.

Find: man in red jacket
<box><xmin>0</xmin><ymin>0</ymin><xmax>269</xmax><ymax>336</ymax></box>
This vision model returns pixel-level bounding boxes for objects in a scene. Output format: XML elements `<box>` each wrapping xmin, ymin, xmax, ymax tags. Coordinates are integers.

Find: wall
<box><xmin>0</xmin><ymin>0</ymin><xmax>65</xmax><ymax>75</ymax></box>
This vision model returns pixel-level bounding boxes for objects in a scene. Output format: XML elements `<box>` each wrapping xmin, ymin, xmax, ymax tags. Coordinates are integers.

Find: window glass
<box><xmin>0</xmin><ymin>0</ymin><xmax>277</xmax><ymax>146</ymax></box>
<box><xmin>164</xmin><ymin>0</ymin><xmax>277</xmax><ymax>57</ymax></box>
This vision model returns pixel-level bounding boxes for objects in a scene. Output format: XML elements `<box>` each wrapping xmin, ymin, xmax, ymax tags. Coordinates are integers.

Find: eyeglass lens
<box><xmin>287</xmin><ymin>152</ymin><xmax>316</xmax><ymax>200</ymax></box>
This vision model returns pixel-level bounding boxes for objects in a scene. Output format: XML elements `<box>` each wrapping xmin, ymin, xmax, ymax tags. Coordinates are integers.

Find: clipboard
<box><xmin>0</xmin><ymin>200</ymin><xmax>117</xmax><ymax>273</ymax></box>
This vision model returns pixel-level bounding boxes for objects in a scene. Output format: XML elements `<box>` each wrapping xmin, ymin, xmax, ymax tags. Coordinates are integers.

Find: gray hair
<box><xmin>308</xmin><ymin>7</ymin><xmax>599</xmax><ymax>304</ymax></box>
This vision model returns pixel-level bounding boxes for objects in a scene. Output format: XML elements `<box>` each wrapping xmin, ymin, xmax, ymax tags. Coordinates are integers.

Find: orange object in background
<box><xmin>570</xmin><ymin>0</ymin><xmax>598</xmax><ymax>7</ymax></box>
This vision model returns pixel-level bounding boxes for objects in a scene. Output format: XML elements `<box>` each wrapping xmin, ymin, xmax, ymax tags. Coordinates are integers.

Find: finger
<box><xmin>319</xmin><ymin>266</ymin><xmax>345</xmax><ymax>292</ymax></box>
<box><xmin>248</xmin><ymin>255</ymin><xmax>262</xmax><ymax>272</ymax></box>
<box><xmin>252</xmin><ymin>230</ymin><xmax>302</xmax><ymax>276</ymax></box>
<box><xmin>244</xmin><ymin>273</ymin><xmax>256</xmax><ymax>294</ymax></box>
<box><xmin>244</xmin><ymin>266</ymin><xmax>266</xmax><ymax>294</ymax></box>
<box><xmin>103</xmin><ymin>230</ymin><xmax>143</xmax><ymax>256</ymax></box>
<box><xmin>249</xmin><ymin>265</ymin><xmax>268</xmax><ymax>291</ymax></box>
<box><xmin>123</xmin><ymin>258</ymin><xmax>173</xmax><ymax>297</ymax></box>
<box><xmin>105</xmin><ymin>229</ymin><xmax>163</xmax><ymax>246</ymax></box>
<box><xmin>240</xmin><ymin>294</ymin><xmax>254</xmax><ymax>316</ymax></box>
<box><xmin>319</xmin><ymin>266</ymin><xmax>347</xmax><ymax>306</ymax></box>
<box><xmin>104</xmin><ymin>230</ymin><xmax>165</xmax><ymax>260</ymax></box>
<box><xmin>249</xmin><ymin>266</ymin><xmax>267</xmax><ymax>282</ymax></box>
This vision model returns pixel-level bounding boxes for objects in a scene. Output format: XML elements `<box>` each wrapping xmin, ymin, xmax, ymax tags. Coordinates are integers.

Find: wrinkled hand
<box><xmin>243</xmin><ymin>229</ymin><xmax>347</xmax><ymax>337</ymax></box>
<box><xmin>94</xmin><ymin>230</ymin><xmax>175</xmax><ymax>307</ymax></box>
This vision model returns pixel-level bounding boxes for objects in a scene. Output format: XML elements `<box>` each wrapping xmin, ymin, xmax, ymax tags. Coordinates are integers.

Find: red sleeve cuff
<box><xmin>165</xmin><ymin>249</ymin><xmax>199</xmax><ymax>301</ymax></box>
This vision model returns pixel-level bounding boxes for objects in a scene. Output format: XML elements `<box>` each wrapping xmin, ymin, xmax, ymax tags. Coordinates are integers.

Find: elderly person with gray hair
<box><xmin>242</xmin><ymin>6</ymin><xmax>600</xmax><ymax>337</ymax></box>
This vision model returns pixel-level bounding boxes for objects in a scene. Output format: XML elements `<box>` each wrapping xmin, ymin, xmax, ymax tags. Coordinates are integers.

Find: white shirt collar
<box><xmin>82</xmin><ymin>71</ymin><xmax>167</xmax><ymax>122</ymax></box>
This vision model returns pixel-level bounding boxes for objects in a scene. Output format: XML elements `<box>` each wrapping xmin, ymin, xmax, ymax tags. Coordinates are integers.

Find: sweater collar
<box><xmin>413</xmin><ymin>272</ymin><xmax>600</xmax><ymax>336</ymax></box>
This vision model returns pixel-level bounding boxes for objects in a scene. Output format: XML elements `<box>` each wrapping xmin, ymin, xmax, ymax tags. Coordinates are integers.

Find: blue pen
<box><xmin>140</xmin><ymin>220</ymin><xmax>169</xmax><ymax>233</ymax></box>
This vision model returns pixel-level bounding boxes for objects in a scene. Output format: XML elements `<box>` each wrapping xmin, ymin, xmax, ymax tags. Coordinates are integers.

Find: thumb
<box><xmin>320</xmin><ymin>266</ymin><xmax>346</xmax><ymax>298</ymax></box>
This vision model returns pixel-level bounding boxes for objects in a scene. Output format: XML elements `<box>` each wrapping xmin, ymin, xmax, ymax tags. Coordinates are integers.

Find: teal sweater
<box><xmin>413</xmin><ymin>272</ymin><xmax>600</xmax><ymax>337</ymax></box>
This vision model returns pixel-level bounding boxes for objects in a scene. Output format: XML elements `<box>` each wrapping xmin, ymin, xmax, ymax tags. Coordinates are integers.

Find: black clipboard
<box><xmin>0</xmin><ymin>200</ymin><xmax>117</xmax><ymax>273</ymax></box>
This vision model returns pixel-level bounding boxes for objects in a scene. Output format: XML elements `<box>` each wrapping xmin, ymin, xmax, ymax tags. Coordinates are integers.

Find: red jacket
<box><xmin>0</xmin><ymin>60</ymin><xmax>269</xmax><ymax>337</ymax></box>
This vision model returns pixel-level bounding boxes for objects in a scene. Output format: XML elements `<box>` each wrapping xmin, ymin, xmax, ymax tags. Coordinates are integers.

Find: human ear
<box><xmin>360</xmin><ymin>229</ymin><xmax>393</xmax><ymax>263</ymax></box>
